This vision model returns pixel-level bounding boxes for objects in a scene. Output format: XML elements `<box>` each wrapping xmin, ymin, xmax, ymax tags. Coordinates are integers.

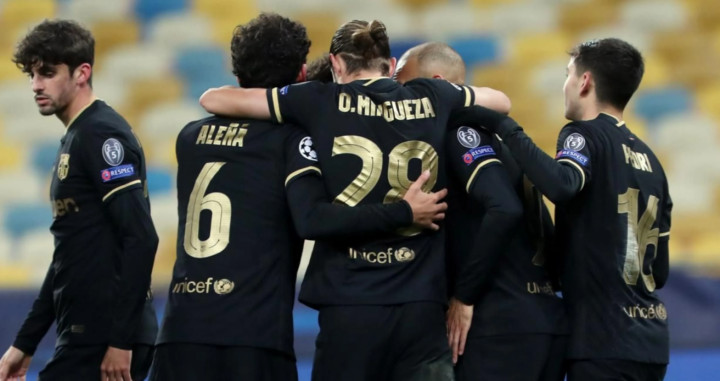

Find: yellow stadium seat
<box><xmin>120</xmin><ymin>77</ymin><xmax>184</xmax><ymax>129</ymax></box>
<box><xmin>91</xmin><ymin>19</ymin><xmax>141</xmax><ymax>63</ymax></box>
<box><xmin>640</xmin><ymin>54</ymin><xmax>671</xmax><ymax>90</ymax></box>
<box><xmin>0</xmin><ymin>141</ymin><xmax>23</xmax><ymax>169</ymax></box>
<box><xmin>469</xmin><ymin>0</ymin><xmax>521</xmax><ymax>7</ymax></box>
<box><xmin>0</xmin><ymin>264</ymin><xmax>32</xmax><ymax>288</ymax></box>
<box><xmin>294</xmin><ymin>12</ymin><xmax>342</xmax><ymax>60</ymax></box>
<box><xmin>690</xmin><ymin>231</ymin><xmax>720</xmax><ymax>267</ymax></box>
<box><xmin>0</xmin><ymin>47</ymin><xmax>25</xmax><ymax>81</ymax></box>
<box><xmin>509</xmin><ymin>32</ymin><xmax>570</xmax><ymax>64</ymax></box>
<box><xmin>652</xmin><ymin>29</ymin><xmax>705</xmax><ymax>66</ymax></box>
<box><xmin>684</xmin><ymin>0</ymin><xmax>720</xmax><ymax>32</ymax></box>
<box><xmin>696</xmin><ymin>83</ymin><xmax>720</xmax><ymax>123</ymax></box>
<box><xmin>558</xmin><ymin>1</ymin><xmax>618</xmax><ymax>36</ymax></box>
<box><xmin>394</xmin><ymin>0</ymin><xmax>448</xmax><ymax>9</ymax></box>
<box><xmin>193</xmin><ymin>0</ymin><xmax>259</xmax><ymax>45</ymax></box>
<box><xmin>0</xmin><ymin>0</ymin><xmax>55</xmax><ymax>33</ymax></box>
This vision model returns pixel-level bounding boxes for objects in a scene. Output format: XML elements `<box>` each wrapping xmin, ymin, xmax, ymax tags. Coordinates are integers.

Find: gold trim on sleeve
<box><xmin>285</xmin><ymin>166</ymin><xmax>321</xmax><ymax>186</ymax></box>
<box><xmin>659</xmin><ymin>231</ymin><xmax>670</xmax><ymax>238</ymax></box>
<box><xmin>464</xmin><ymin>87</ymin><xmax>472</xmax><ymax>107</ymax></box>
<box><xmin>102</xmin><ymin>179</ymin><xmax>142</xmax><ymax>202</ymax></box>
<box><xmin>272</xmin><ymin>88</ymin><xmax>283</xmax><ymax>124</ymax></box>
<box><xmin>557</xmin><ymin>158</ymin><xmax>586</xmax><ymax>191</ymax></box>
<box><xmin>465</xmin><ymin>158</ymin><xmax>501</xmax><ymax>193</ymax></box>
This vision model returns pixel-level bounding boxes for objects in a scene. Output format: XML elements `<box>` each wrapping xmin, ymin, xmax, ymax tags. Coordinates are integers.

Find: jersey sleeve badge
<box><xmin>299</xmin><ymin>136</ymin><xmax>318</xmax><ymax>161</ymax></box>
<box><xmin>102</xmin><ymin>138</ymin><xmax>125</xmax><ymax>166</ymax></box>
<box><xmin>457</xmin><ymin>126</ymin><xmax>481</xmax><ymax>148</ymax></box>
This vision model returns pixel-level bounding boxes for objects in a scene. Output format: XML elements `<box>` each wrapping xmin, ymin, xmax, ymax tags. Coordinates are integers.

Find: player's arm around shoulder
<box><xmin>470</xmin><ymin>86</ymin><xmax>511</xmax><ymax>114</ymax></box>
<box><xmin>199</xmin><ymin>86</ymin><xmax>270</xmax><ymax>120</ymax></box>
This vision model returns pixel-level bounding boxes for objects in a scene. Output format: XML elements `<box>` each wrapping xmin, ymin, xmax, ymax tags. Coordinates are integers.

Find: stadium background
<box><xmin>0</xmin><ymin>0</ymin><xmax>719</xmax><ymax>379</ymax></box>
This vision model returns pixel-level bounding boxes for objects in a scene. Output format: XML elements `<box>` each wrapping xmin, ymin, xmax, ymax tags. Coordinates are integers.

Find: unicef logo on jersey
<box><xmin>102</xmin><ymin>138</ymin><xmax>125</xmax><ymax>166</ymax></box>
<box><xmin>394</xmin><ymin>247</ymin><xmax>415</xmax><ymax>262</ymax></box>
<box><xmin>563</xmin><ymin>133</ymin><xmax>586</xmax><ymax>152</ymax></box>
<box><xmin>457</xmin><ymin>126</ymin><xmax>481</xmax><ymax>148</ymax></box>
<box><xmin>214</xmin><ymin>279</ymin><xmax>235</xmax><ymax>295</ymax></box>
<box><xmin>299</xmin><ymin>136</ymin><xmax>318</xmax><ymax>161</ymax></box>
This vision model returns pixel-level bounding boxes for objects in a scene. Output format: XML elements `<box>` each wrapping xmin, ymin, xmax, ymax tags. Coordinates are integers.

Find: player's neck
<box><xmin>59</xmin><ymin>88</ymin><xmax>96</xmax><ymax>127</ymax></box>
<box><xmin>343</xmin><ymin>69</ymin><xmax>386</xmax><ymax>83</ymax></box>
<box><xmin>579</xmin><ymin>101</ymin><xmax>623</xmax><ymax>123</ymax></box>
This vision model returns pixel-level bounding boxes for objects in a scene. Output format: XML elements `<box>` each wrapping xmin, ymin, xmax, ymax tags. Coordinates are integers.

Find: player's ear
<box><xmin>579</xmin><ymin>71</ymin><xmax>592</xmax><ymax>96</ymax></box>
<box><xmin>329</xmin><ymin>53</ymin><xmax>343</xmax><ymax>76</ymax></box>
<box><xmin>387</xmin><ymin>57</ymin><xmax>397</xmax><ymax>77</ymax></box>
<box><xmin>432</xmin><ymin>74</ymin><xmax>445</xmax><ymax>80</ymax></box>
<box><xmin>296</xmin><ymin>63</ymin><xmax>307</xmax><ymax>83</ymax></box>
<box><xmin>73</xmin><ymin>63</ymin><xmax>92</xmax><ymax>86</ymax></box>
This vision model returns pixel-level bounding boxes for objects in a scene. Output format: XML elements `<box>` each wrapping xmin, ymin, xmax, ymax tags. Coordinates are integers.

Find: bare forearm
<box><xmin>199</xmin><ymin>87</ymin><xmax>271</xmax><ymax>119</ymax></box>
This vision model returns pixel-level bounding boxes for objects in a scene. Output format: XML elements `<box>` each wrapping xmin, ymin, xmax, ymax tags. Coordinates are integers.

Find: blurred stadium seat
<box><xmin>174</xmin><ymin>45</ymin><xmax>235</xmax><ymax>99</ymax></box>
<box><xmin>59</xmin><ymin>0</ymin><xmax>133</xmax><ymax>24</ymax></box>
<box><xmin>147</xmin><ymin>167</ymin><xmax>174</xmax><ymax>195</ymax></box>
<box><xmin>133</xmin><ymin>0</ymin><xmax>188</xmax><ymax>24</ymax></box>
<box><xmin>448</xmin><ymin>35</ymin><xmax>503</xmax><ymax>68</ymax></box>
<box><xmin>633</xmin><ymin>87</ymin><xmax>694</xmax><ymax>124</ymax></box>
<box><xmin>3</xmin><ymin>204</ymin><xmax>52</xmax><ymax>242</ymax></box>
<box><xmin>148</xmin><ymin>11</ymin><xmax>214</xmax><ymax>49</ymax></box>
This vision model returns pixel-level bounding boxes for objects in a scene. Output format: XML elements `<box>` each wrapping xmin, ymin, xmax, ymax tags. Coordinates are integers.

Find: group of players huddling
<box><xmin>0</xmin><ymin>9</ymin><xmax>671</xmax><ymax>381</ymax></box>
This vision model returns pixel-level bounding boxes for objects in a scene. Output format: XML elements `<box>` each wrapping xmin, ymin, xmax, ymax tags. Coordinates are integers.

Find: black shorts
<box><xmin>568</xmin><ymin>358</ymin><xmax>667</xmax><ymax>381</ymax></box>
<box><xmin>311</xmin><ymin>302</ymin><xmax>453</xmax><ymax>381</ymax></box>
<box><xmin>149</xmin><ymin>343</ymin><xmax>297</xmax><ymax>381</ymax></box>
<box><xmin>38</xmin><ymin>344</ymin><xmax>153</xmax><ymax>381</ymax></box>
<box><xmin>455</xmin><ymin>334</ymin><xmax>568</xmax><ymax>381</ymax></box>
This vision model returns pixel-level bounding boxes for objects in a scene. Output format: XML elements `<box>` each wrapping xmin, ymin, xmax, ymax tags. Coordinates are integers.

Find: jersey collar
<box><xmin>597</xmin><ymin>112</ymin><xmax>626</xmax><ymax>127</ymax></box>
<box><xmin>66</xmin><ymin>98</ymin><xmax>99</xmax><ymax>130</ymax></box>
<box><xmin>353</xmin><ymin>77</ymin><xmax>396</xmax><ymax>91</ymax></box>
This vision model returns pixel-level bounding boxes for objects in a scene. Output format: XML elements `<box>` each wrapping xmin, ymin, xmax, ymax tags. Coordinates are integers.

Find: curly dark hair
<box><xmin>231</xmin><ymin>13</ymin><xmax>311</xmax><ymax>88</ymax></box>
<box><xmin>307</xmin><ymin>53</ymin><xmax>333</xmax><ymax>83</ymax></box>
<box><xmin>13</xmin><ymin>19</ymin><xmax>94</xmax><ymax>80</ymax></box>
<box><xmin>569</xmin><ymin>38</ymin><xmax>644</xmax><ymax>110</ymax></box>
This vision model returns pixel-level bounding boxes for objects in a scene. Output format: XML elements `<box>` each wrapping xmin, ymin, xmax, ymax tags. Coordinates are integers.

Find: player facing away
<box><xmin>199</xmin><ymin>19</ymin><xmax>513</xmax><ymax>381</ymax></box>
<box><xmin>467</xmin><ymin>38</ymin><xmax>672</xmax><ymax>381</ymax></box>
<box><xmin>0</xmin><ymin>20</ymin><xmax>159</xmax><ymax>381</ymax></box>
<box><xmin>394</xmin><ymin>42</ymin><xmax>568</xmax><ymax>381</ymax></box>
<box><xmin>151</xmin><ymin>13</ymin><xmax>447</xmax><ymax>381</ymax></box>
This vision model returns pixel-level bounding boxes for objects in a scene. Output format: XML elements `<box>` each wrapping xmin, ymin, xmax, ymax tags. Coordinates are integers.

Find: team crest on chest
<box><xmin>57</xmin><ymin>153</ymin><xmax>70</xmax><ymax>180</ymax></box>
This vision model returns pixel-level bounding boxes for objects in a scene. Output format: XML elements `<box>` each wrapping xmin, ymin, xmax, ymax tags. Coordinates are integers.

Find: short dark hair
<box><xmin>231</xmin><ymin>13</ymin><xmax>311</xmax><ymax>88</ymax></box>
<box><xmin>569</xmin><ymin>38</ymin><xmax>644</xmax><ymax>110</ymax></box>
<box><xmin>13</xmin><ymin>19</ymin><xmax>95</xmax><ymax>79</ymax></box>
<box><xmin>329</xmin><ymin>20</ymin><xmax>391</xmax><ymax>76</ymax></box>
<box><xmin>307</xmin><ymin>53</ymin><xmax>333</xmax><ymax>83</ymax></box>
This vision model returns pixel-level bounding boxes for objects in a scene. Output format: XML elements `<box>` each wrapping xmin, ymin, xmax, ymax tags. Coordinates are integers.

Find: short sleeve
<box><xmin>285</xmin><ymin>127</ymin><xmax>322</xmax><ymax>188</ymax></box>
<box><xmin>555</xmin><ymin>123</ymin><xmax>593</xmax><ymax>190</ymax></box>
<box><xmin>446</xmin><ymin>126</ymin><xmax>502</xmax><ymax>193</ymax></box>
<box><xmin>267</xmin><ymin>81</ymin><xmax>330</xmax><ymax>135</ymax></box>
<box><xmin>409</xmin><ymin>78</ymin><xmax>475</xmax><ymax>112</ymax></box>
<box><xmin>77</xmin><ymin>124</ymin><xmax>144</xmax><ymax>202</ymax></box>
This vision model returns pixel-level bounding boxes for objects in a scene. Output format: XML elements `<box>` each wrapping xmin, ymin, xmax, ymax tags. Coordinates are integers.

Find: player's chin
<box><xmin>38</xmin><ymin>105</ymin><xmax>57</xmax><ymax>116</ymax></box>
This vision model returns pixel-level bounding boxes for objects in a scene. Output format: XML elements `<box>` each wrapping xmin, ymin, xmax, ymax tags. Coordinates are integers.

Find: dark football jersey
<box><xmin>445</xmin><ymin>126</ymin><xmax>566</xmax><ymax>336</ymax></box>
<box><xmin>157</xmin><ymin>116</ymin><xmax>320</xmax><ymax>355</ymax></box>
<box><xmin>41</xmin><ymin>100</ymin><xmax>156</xmax><ymax>347</ymax></box>
<box><xmin>553</xmin><ymin>113</ymin><xmax>672</xmax><ymax>363</ymax></box>
<box><xmin>266</xmin><ymin>78</ymin><xmax>475</xmax><ymax>307</ymax></box>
